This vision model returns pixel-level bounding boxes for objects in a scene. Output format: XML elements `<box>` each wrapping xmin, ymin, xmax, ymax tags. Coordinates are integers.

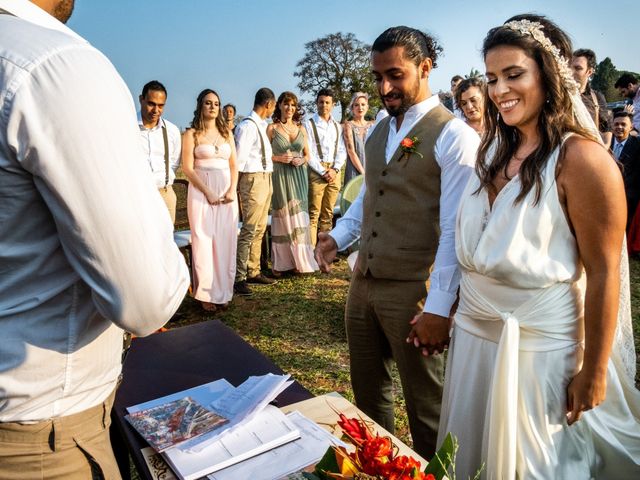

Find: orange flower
<box><xmin>401</xmin><ymin>137</ymin><xmax>415</xmax><ymax>148</ymax></box>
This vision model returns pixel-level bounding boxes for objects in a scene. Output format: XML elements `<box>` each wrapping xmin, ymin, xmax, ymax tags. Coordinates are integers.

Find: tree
<box><xmin>466</xmin><ymin>68</ymin><xmax>482</xmax><ymax>79</ymax></box>
<box><xmin>294</xmin><ymin>32</ymin><xmax>380</xmax><ymax>121</ymax></box>
<box><xmin>592</xmin><ymin>57</ymin><xmax>620</xmax><ymax>102</ymax></box>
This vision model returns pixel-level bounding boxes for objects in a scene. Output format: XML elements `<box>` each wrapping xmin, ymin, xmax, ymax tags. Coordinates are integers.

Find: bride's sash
<box><xmin>455</xmin><ymin>271</ymin><xmax>584</xmax><ymax>479</ymax></box>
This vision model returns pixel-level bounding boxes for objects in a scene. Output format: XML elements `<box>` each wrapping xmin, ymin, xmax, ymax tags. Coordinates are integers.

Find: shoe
<box><xmin>246</xmin><ymin>274</ymin><xmax>277</xmax><ymax>285</ymax></box>
<box><xmin>201</xmin><ymin>302</ymin><xmax>217</xmax><ymax>312</ymax></box>
<box><xmin>233</xmin><ymin>281</ymin><xmax>253</xmax><ymax>296</ymax></box>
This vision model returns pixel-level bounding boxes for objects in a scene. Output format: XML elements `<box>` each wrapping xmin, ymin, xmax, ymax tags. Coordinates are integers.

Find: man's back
<box><xmin>0</xmin><ymin>6</ymin><xmax>189</xmax><ymax>423</ymax></box>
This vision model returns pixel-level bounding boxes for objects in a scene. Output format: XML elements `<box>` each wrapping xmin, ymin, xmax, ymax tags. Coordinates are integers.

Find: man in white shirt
<box><xmin>0</xmin><ymin>1</ymin><xmax>190</xmax><ymax>478</ymax></box>
<box><xmin>304</xmin><ymin>88</ymin><xmax>347</xmax><ymax>245</ymax></box>
<box><xmin>234</xmin><ymin>88</ymin><xmax>277</xmax><ymax>296</ymax></box>
<box><xmin>315</xmin><ymin>26</ymin><xmax>479</xmax><ymax>458</ymax></box>
<box><xmin>138</xmin><ymin>80</ymin><xmax>182</xmax><ymax>223</ymax></box>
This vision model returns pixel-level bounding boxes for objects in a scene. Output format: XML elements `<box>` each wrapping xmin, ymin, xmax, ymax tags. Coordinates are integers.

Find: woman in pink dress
<box><xmin>182</xmin><ymin>89</ymin><xmax>238</xmax><ymax>312</ymax></box>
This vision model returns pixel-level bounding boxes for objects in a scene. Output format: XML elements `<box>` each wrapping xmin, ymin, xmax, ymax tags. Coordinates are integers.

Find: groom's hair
<box><xmin>372</xmin><ymin>26</ymin><xmax>442</xmax><ymax>68</ymax></box>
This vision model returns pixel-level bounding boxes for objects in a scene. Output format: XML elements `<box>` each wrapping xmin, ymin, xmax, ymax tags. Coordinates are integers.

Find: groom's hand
<box><xmin>407</xmin><ymin>312</ymin><xmax>451</xmax><ymax>356</ymax></box>
<box><xmin>315</xmin><ymin>232</ymin><xmax>338</xmax><ymax>273</ymax></box>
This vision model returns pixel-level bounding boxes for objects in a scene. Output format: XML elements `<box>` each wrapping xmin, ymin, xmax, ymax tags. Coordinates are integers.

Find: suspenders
<box><xmin>244</xmin><ymin>117</ymin><xmax>267</xmax><ymax>170</ymax></box>
<box><xmin>161</xmin><ymin>120</ymin><xmax>170</xmax><ymax>187</ymax></box>
<box><xmin>309</xmin><ymin>118</ymin><xmax>339</xmax><ymax>168</ymax></box>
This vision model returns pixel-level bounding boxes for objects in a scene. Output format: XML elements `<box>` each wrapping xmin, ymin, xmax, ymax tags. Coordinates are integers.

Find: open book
<box><xmin>127</xmin><ymin>374</ymin><xmax>299</xmax><ymax>480</ymax></box>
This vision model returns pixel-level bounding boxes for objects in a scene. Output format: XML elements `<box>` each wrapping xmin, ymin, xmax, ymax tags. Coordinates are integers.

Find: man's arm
<box><xmin>407</xmin><ymin>119</ymin><xmax>478</xmax><ymax>354</ymax></box>
<box><xmin>234</xmin><ymin>120</ymin><xmax>253</xmax><ymax>172</ymax></box>
<box><xmin>169</xmin><ymin>122</ymin><xmax>182</xmax><ymax>173</ymax></box>
<box><xmin>332</xmin><ymin>122</ymin><xmax>348</xmax><ymax>172</ymax></box>
<box><xmin>9</xmin><ymin>45</ymin><xmax>189</xmax><ymax>336</ymax></box>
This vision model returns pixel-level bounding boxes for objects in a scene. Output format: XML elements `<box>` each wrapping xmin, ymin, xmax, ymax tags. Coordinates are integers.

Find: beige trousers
<box><xmin>0</xmin><ymin>390</ymin><xmax>121</xmax><ymax>480</ymax></box>
<box><xmin>236</xmin><ymin>172</ymin><xmax>272</xmax><ymax>281</ymax></box>
<box><xmin>158</xmin><ymin>185</ymin><xmax>177</xmax><ymax>225</ymax></box>
<box><xmin>308</xmin><ymin>169</ymin><xmax>340</xmax><ymax>246</ymax></box>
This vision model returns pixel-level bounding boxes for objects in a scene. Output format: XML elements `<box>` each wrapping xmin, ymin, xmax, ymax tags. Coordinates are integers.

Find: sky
<box><xmin>67</xmin><ymin>0</ymin><xmax>637</xmax><ymax>129</ymax></box>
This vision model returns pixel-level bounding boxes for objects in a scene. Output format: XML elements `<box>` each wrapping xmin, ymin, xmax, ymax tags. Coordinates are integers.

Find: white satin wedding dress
<box><xmin>438</xmin><ymin>141</ymin><xmax>640</xmax><ymax>479</ymax></box>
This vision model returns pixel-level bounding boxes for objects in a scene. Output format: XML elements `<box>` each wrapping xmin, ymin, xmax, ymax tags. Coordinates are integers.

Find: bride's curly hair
<box><xmin>477</xmin><ymin>14</ymin><xmax>599</xmax><ymax>204</ymax></box>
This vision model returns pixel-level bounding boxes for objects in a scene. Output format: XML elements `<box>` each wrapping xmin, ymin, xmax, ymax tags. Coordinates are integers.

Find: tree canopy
<box><xmin>294</xmin><ymin>32</ymin><xmax>380</xmax><ymax>121</ymax></box>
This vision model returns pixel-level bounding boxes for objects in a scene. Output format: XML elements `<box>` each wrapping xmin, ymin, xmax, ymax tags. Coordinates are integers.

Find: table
<box><xmin>282</xmin><ymin>393</ymin><xmax>427</xmax><ymax>466</ymax></box>
<box><xmin>111</xmin><ymin>319</ymin><xmax>313</xmax><ymax>480</ymax></box>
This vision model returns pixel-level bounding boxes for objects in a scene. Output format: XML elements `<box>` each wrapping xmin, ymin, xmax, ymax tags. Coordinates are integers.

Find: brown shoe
<box><xmin>201</xmin><ymin>302</ymin><xmax>217</xmax><ymax>312</ymax></box>
<box><xmin>246</xmin><ymin>274</ymin><xmax>277</xmax><ymax>285</ymax></box>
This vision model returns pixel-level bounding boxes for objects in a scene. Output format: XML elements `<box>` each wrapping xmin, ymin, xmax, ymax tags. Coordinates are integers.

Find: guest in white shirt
<box><xmin>138</xmin><ymin>80</ymin><xmax>182</xmax><ymax>223</ymax></box>
<box><xmin>0</xmin><ymin>1</ymin><xmax>190</xmax><ymax>478</ymax></box>
<box><xmin>314</xmin><ymin>26</ymin><xmax>478</xmax><ymax>458</ymax></box>
<box><xmin>304</xmin><ymin>88</ymin><xmax>347</xmax><ymax>245</ymax></box>
<box><xmin>234</xmin><ymin>88</ymin><xmax>277</xmax><ymax>296</ymax></box>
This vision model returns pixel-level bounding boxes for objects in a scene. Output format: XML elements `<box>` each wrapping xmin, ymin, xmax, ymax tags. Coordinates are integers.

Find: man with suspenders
<box><xmin>138</xmin><ymin>80</ymin><xmax>182</xmax><ymax>223</ymax></box>
<box><xmin>304</xmin><ymin>88</ymin><xmax>347</xmax><ymax>246</ymax></box>
<box><xmin>234</xmin><ymin>88</ymin><xmax>277</xmax><ymax>296</ymax></box>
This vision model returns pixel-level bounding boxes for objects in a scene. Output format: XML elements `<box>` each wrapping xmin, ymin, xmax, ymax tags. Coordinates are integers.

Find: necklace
<box><xmin>204</xmin><ymin>129</ymin><xmax>222</xmax><ymax>153</ymax></box>
<box><xmin>280</xmin><ymin>121</ymin><xmax>297</xmax><ymax>137</ymax></box>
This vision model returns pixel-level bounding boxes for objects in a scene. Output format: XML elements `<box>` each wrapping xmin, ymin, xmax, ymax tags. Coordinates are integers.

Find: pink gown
<box><xmin>187</xmin><ymin>142</ymin><xmax>238</xmax><ymax>304</ymax></box>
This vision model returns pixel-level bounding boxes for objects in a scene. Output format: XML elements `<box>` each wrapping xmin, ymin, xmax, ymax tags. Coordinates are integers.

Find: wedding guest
<box><xmin>0</xmin><ymin>1</ymin><xmax>189</xmax><ymax>477</ymax></box>
<box><xmin>223</xmin><ymin>103</ymin><xmax>237</xmax><ymax>134</ymax></box>
<box><xmin>609</xmin><ymin>111</ymin><xmax>640</xmax><ymax>229</ymax></box>
<box><xmin>138</xmin><ymin>80</ymin><xmax>182</xmax><ymax>223</ymax></box>
<box><xmin>429</xmin><ymin>14</ymin><xmax>640</xmax><ymax>478</ymax></box>
<box><xmin>267</xmin><ymin>91</ymin><xmax>319</xmax><ymax>274</ymax></box>
<box><xmin>182</xmin><ymin>89</ymin><xmax>239</xmax><ymax>312</ymax></box>
<box><xmin>454</xmin><ymin>77</ymin><xmax>487</xmax><ymax>137</ymax></box>
<box><xmin>305</xmin><ymin>88</ymin><xmax>347</xmax><ymax>246</ymax></box>
<box><xmin>343</xmin><ymin>92</ymin><xmax>374</xmax><ymax>184</ymax></box>
<box><xmin>234</xmin><ymin>88</ymin><xmax>277</xmax><ymax>296</ymax></box>
<box><xmin>315</xmin><ymin>26</ymin><xmax>479</xmax><ymax>458</ymax></box>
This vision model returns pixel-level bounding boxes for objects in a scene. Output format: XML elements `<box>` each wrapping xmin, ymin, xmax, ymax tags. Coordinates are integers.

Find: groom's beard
<box><xmin>380</xmin><ymin>74</ymin><xmax>422</xmax><ymax>117</ymax></box>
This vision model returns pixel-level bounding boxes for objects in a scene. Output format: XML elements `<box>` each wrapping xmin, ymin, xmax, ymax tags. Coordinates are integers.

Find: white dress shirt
<box><xmin>330</xmin><ymin>95</ymin><xmax>479</xmax><ymax>317</ymax></box>
<box><xmin>304</xmin><ymin>113</ymin><xmax>347</xmax><ymax>175</ymax></box>
<box><xmin>234</xmin><ymin>111</ymin><xmax>273</xmax><ymax>173</ymax></box>
<box><xmin>0</xmin><ymin>0</ymin><xmax>189</xmax><ymax>422</ymax></box>
<box><xmin>138</xmin><ymin>114</ymin><xmax>182</xmax><ymax>188</ymax></box>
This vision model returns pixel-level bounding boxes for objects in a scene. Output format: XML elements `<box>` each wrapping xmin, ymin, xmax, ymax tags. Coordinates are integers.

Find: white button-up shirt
<box><xmin>0</xmin><ymin>0</ymin><xmax>189</xmax><ymax>422</ymax></box>
<box><xmin>234</xmin><ymin>111</ymin><xmax>273</xmax><ymax>173</ymax></box>
<box><xmin>138</xmin><ymin>114</ymin><xmax>182</xmax><ymax>188</ymax></box>
<box><xmin>304</xmin><ymin>114</ymin><xmax>347</xmax><ymax>175</ymax></box>
<box><xmin>330</xmin><ymin>95</ymin><xmax>479</xmax><ymax>317</ymax></box>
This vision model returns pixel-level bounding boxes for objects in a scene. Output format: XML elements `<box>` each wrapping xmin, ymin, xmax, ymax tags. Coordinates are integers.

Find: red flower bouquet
<box><xmin>305</xmin><ymin>412</ymin><xmax>457</xmax><ymax>480</ymax></box>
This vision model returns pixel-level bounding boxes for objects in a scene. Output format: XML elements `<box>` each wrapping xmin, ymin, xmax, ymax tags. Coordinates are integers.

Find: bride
<box><xmin>412</xmin><ymin>14</ymin><xmax>640</xmax><ymax>479</ymax></box>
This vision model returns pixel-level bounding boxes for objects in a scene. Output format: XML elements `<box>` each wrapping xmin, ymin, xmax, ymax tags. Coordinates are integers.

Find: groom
<box><xmin>315</xmin><ymin>26</ymin><xmax>478</xmax><ymax>458</ymax></box>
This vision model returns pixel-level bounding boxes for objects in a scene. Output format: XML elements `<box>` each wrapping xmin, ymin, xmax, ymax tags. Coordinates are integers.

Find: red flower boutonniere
<box><xmin>400</xmin><ymin>136</ymin><xmax>423</xmax><ymax>161</ymax></box>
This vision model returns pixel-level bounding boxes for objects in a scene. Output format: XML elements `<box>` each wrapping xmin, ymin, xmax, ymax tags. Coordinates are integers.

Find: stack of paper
<box><xmin>127</xmin><ymin>374</ymin><xmax>304</xmax><ymax>480</ymax></box>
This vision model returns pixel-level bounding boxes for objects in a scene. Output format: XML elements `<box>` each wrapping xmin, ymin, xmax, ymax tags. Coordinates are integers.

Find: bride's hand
<box><xmin>566</xmin><ymin>368</ymin><xmax>607</xmax><ymax>425</ymax></box>
<box><xmin>205</xmin><ymin>190</ymin><xmax>219</xmax><ymax>205</ymax></box>
<box><xmin>221</xmin><ymin>190</ymin><xmax>235</xmax><ymax>204</ymax></box>
<box><xmin>406</xmin><ymin>312</ymin><xmax>451</xmax><ymax>356</ymax></box>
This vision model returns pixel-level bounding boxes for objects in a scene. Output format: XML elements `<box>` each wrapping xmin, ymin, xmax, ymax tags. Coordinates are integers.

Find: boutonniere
<box><xmin>400</xmin><ymin>136</ymin><xmax>423</xmax><ymax>161</ymax></box>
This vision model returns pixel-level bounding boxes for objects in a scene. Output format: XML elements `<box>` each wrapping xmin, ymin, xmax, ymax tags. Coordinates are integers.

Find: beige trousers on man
<box><xmin>236</xmin><ymin>172</ymin><xmax>272</xmax><ymax>281</ymax></box>
<box><xmin>158</xmin><ymin>185</ymin><xmax>177</xmax><ymax>225</ymax></box>
<box><xmin>308</xmin><ymin>169</ymin><xmax>340</xmax><ymax>246</ymax></box>
<box><xmin>0</xmin><ymin>390</ymin><xmax>121</xmax><ymax>480</ymax></box>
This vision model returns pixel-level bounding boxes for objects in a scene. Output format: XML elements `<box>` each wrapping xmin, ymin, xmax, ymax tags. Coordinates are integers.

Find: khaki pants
<box><xmin>0</xmin><ymin>390</ymin><xmax>121</xmax><ymax>480</ymax></box>
<box><xmin>236</xmin><ymin>172</ymin><xmax>272</xmax><ymax>281</ymax></box>
<box><xmin>158</xmin><ymin>185</ymin><xmax>177</xmax><ymax>225</ymax></box>
<box><xmin>345</xmin><ymin>269</ymin><xmax>444</xmax><ymax>459</ymax></box>
<box><xmin>308</xmin><ymin>169</ymin><xmax>340</xmax><ymax>246</ymax></box>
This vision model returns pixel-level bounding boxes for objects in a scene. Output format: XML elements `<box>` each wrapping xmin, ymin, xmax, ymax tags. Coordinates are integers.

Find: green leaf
<box><xmin>423</xmin><ymin>433</ymin><xmax>456</xmax><ymax>480</ymax></box>
<box><xmin>302</xmin><ymin>473</ymin><xmax>323</xmax><ymax>480</ymax></box>
<box><xmin>313</xmin><ymin>446</ymin><xmax>340</xmax><ymax>479</ymax></box>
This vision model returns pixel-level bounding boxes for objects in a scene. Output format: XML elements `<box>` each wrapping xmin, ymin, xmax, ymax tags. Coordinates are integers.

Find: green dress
<box><xmin>270</xmin><ymin>128</ymin><xmax>318</xmax><ymax>272</ymax></box>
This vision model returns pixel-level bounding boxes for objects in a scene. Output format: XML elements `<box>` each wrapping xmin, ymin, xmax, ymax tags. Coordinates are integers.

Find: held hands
<box><xmin>314</xmin><ymin>232</ymin><xmax>338</xmax><ymax>273</ymax></box>
<box><xmin>406</xmin><ymin>312</ymin><xmax>452</xmax><ymax>357</ymax></box>
<box><xmin>566</xmin><ymin>368</ymin><xmax>607</xmax><ymax>425</ymax></box>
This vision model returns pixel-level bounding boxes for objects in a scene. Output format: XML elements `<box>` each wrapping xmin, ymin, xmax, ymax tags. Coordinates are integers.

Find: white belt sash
<box><xmin>455</xmin><ymin>272</ymin><xmax>583</xmax><ymax>479</ymax></box>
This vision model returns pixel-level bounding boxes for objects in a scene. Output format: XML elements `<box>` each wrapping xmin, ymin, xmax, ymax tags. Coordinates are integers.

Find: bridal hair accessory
<box><xmin>503</xmin><ymin>19</ymin><xmax>579</xmax><ymax>96</ymax></box>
